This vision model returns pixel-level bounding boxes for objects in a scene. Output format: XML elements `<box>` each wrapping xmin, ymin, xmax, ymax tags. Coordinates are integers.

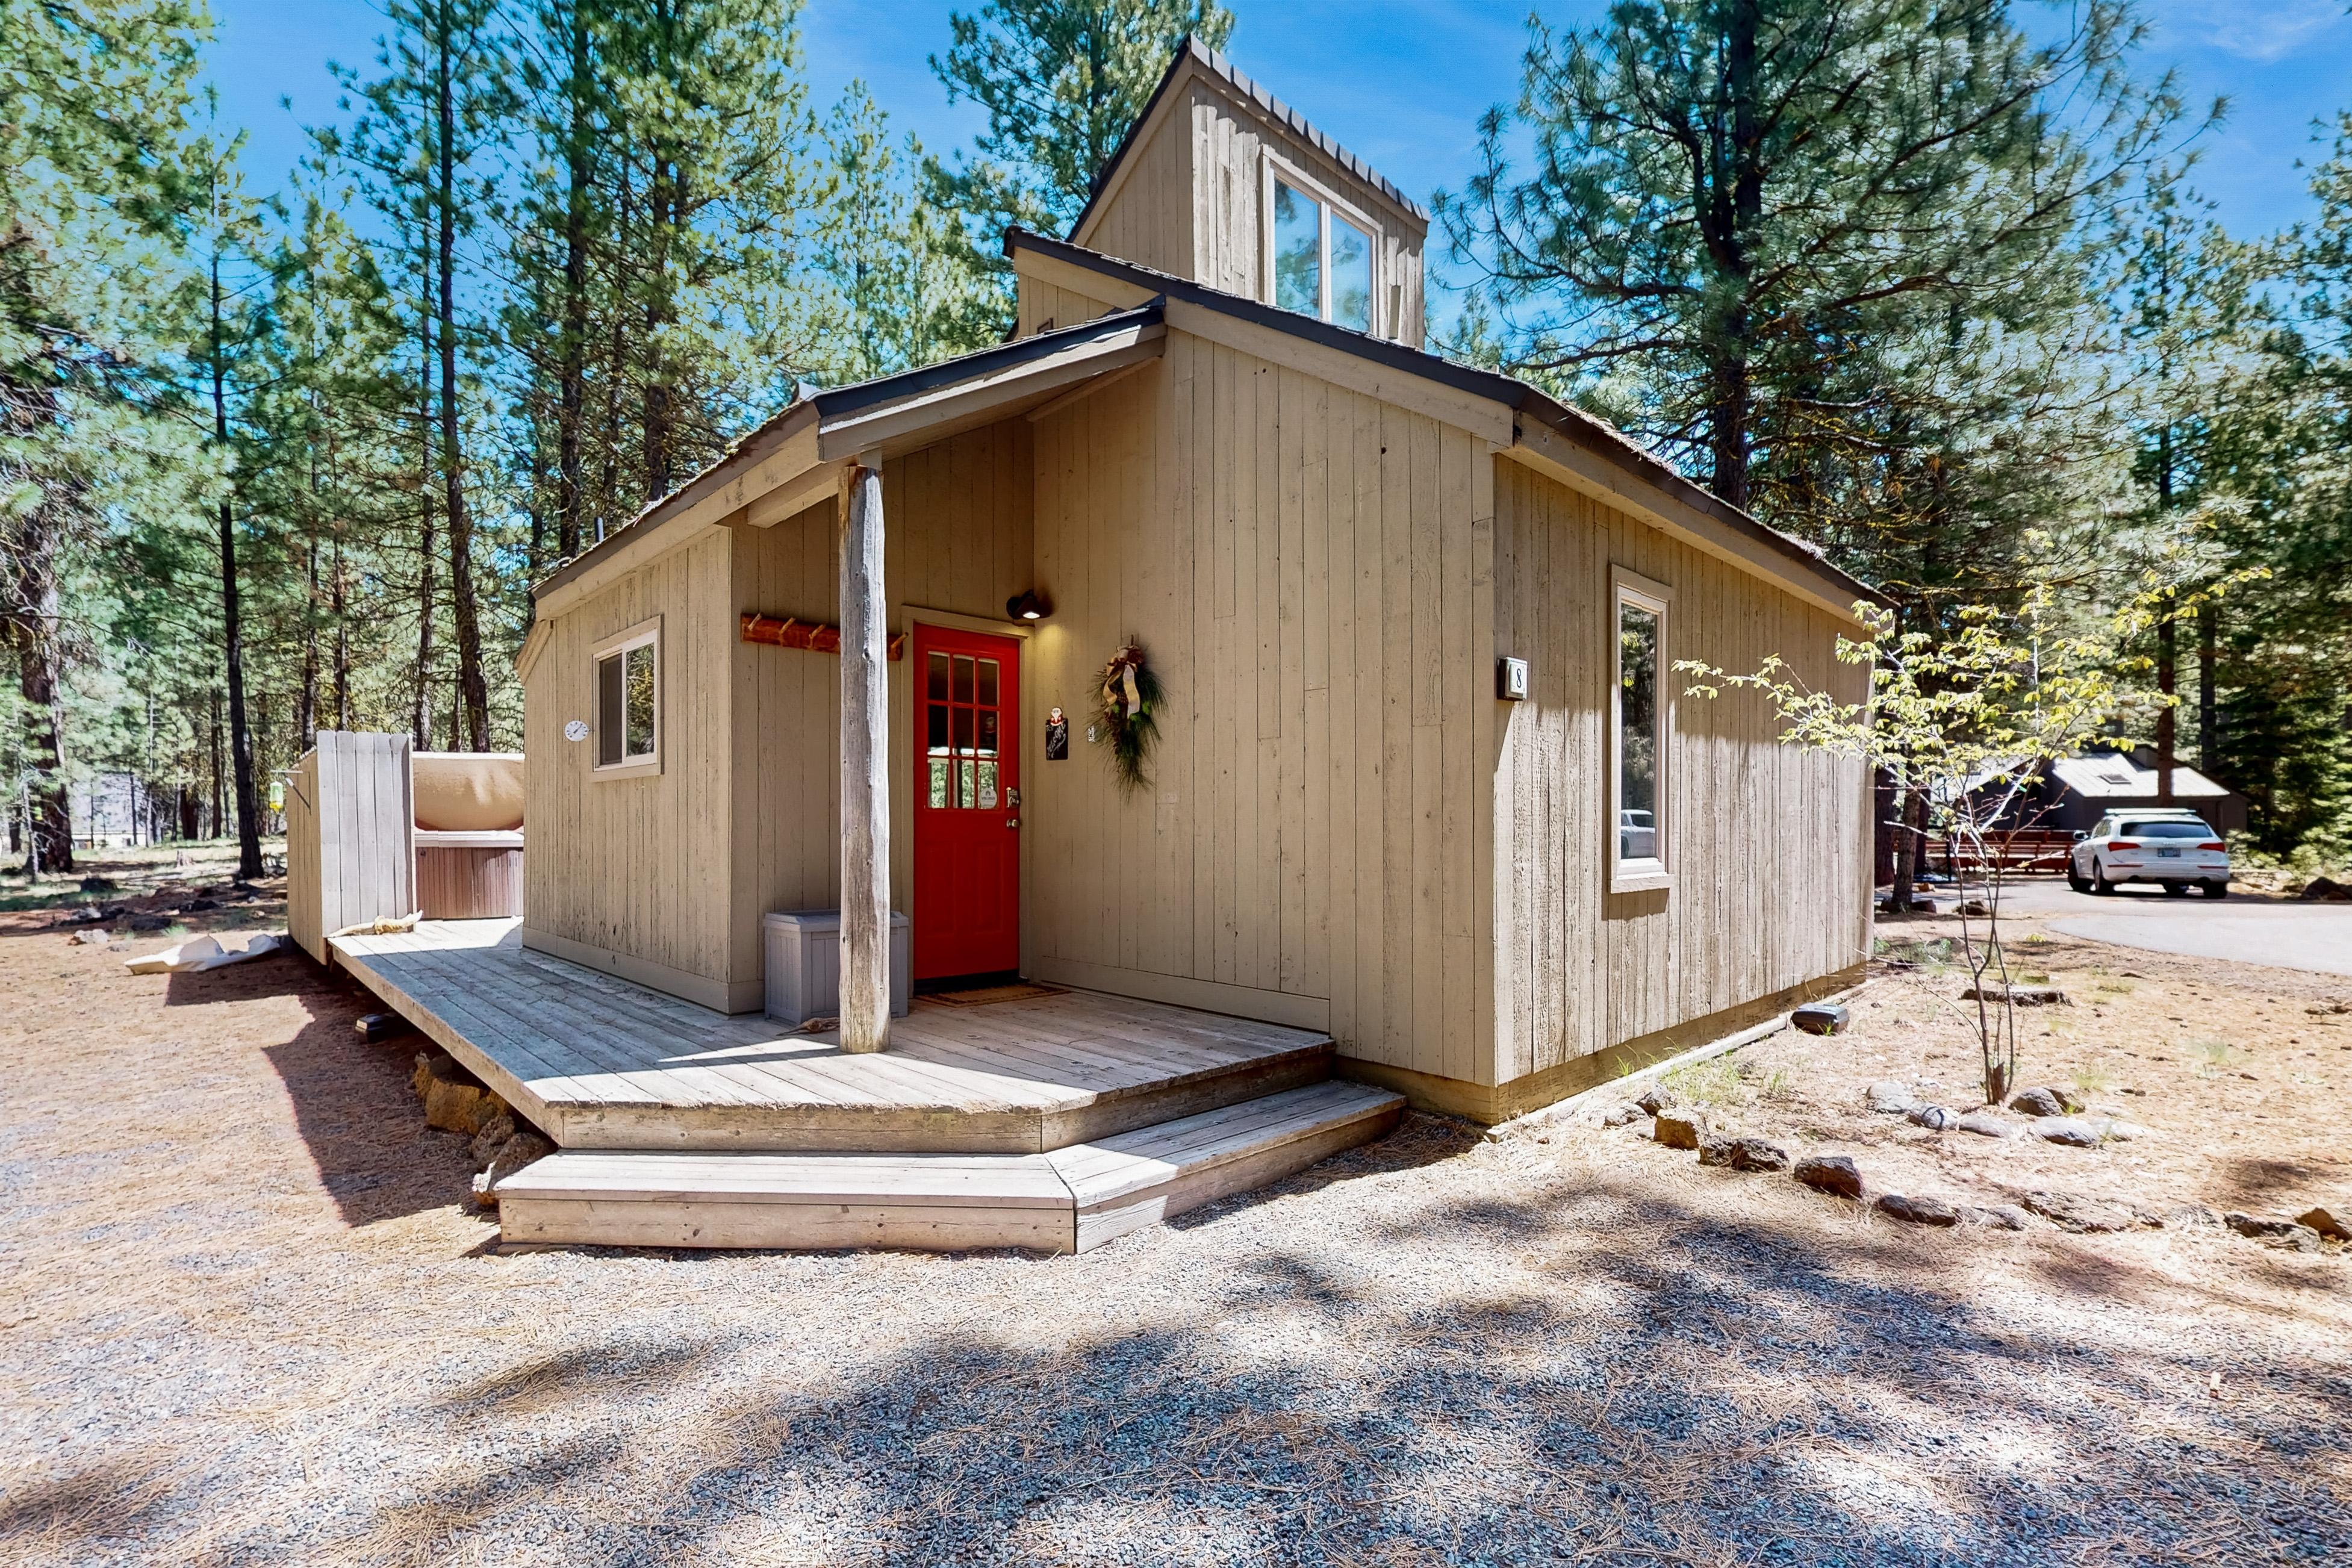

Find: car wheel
<box><xmin>2067</xmin><ymin>859</ymin><xmax>2091</xmax><ymax>893</ymax></box>
<box><xmin>2092</xmin><ymin>860</ymin><xmax>2116</xmax><ymax>895</ymax></box>
<box><xmin>2201</xmin><ymin>880</ymin><xmax>2228</xmax><ymax>900</ymax></box>
<box><xmin>2163</xmin><ymin>882</ymin><xmax>2188</xmax><ymax>897</ymax></box>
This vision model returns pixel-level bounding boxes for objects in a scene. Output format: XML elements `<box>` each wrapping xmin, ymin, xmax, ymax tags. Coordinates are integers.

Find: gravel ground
<box><xmin>2</xmin><ymin>876</ymin><xmax>2348</xmax><ymax>1566</ymax></box>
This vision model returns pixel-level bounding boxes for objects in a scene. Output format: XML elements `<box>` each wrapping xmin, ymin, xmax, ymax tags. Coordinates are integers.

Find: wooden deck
<box><xmin>328</xmin><ymin>920</ymin><xmax>1334</xmax><ymax>1154</ymax></box>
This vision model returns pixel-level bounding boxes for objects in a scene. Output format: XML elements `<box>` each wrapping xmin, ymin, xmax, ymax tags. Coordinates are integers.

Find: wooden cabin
<box><xmin>511</xmin><ymin>40</ymin><xmax>1877</xmax><ymax>1127</ymax></box>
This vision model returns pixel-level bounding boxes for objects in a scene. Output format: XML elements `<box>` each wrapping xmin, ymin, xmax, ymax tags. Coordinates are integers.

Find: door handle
<box><xmin>1006</xmin><ymin>816</ymin><xmax>1020</xmax><ymax>829</ymax></box>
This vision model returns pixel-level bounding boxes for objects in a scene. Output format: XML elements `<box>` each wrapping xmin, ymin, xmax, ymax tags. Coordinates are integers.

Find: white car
<box><xmin>2068</xmin><ymin>810</ymin><xmax>2230</xmax><ymax>898</ymax></box>
<box><xmin>1619</xmin><ymin>809</ymin><xmax>1657</xmax><ymax>859</ymax></box>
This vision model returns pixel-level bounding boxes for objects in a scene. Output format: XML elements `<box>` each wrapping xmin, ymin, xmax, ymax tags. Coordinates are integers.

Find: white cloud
<box><xmin>2162</xmin><ymin>0</ymin><xmax>2348</xmax><ymax>64</ymax></box>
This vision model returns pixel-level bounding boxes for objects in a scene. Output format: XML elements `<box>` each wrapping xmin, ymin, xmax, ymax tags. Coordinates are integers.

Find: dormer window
<box><xmin>1266</xmin><ymin>160</ymin><xmax>1380</xmax><ymax>335</ymax></box>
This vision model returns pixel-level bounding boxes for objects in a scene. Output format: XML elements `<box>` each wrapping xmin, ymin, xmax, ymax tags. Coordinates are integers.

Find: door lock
<box><xmin>1006</xmin><ymin>816</ymin><xmax>1021</xmax><ymax>829</ymax></box>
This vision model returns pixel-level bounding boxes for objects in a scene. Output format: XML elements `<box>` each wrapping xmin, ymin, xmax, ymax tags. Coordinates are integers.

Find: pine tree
<box><xmin>1439</xmin><ymin>1</ymin><xmax>2188</xmax><ymax>524</ymax></box>
<box><xmin>2</xmin><ymin>0</ymin><xmax>206</xmax><ymax>872</ymax></box>
<box><xmin>921</xmin><ymin>0</ymin><xmax>1235</xmax><ymax>320</ymax></box>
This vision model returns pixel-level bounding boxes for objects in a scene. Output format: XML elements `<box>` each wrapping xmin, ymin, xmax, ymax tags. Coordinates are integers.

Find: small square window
<box><xmin>593</xmin><ymin>621</ymin><xmax>659</xmax><ymax>775</ymax></box>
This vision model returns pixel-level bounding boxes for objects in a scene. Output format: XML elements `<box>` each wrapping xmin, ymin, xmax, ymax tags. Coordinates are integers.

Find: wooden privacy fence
<box><xmin>1933</xmin><ymin>828</ymin><xmax>2074</xmax><ymax>877</ymax></box>
<box><xmin>285</xmin><ymin>731</ymin><xmax>417</xmax><ymax>963</ymax></box>
<box><xmin>287</xmin><ymin>734</ymin><xmax>531</xmax><ymax>962</ymax></box>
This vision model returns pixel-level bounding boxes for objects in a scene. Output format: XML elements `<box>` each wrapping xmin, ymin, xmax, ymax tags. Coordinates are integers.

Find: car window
<box><xmin>2118</xmin><ymin>821</ymin><xmax>2214</xmax><ymax>839</ymax></box>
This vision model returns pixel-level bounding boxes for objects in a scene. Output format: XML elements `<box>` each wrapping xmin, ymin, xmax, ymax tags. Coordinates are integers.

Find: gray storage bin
<box><xmin>763</xmin><ymin>909</ymin><xmax>911</xmax><ymax>1025</ymax></box>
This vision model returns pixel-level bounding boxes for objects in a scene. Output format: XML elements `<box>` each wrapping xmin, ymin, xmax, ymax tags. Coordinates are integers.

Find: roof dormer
<box><xmin>1062</xmin><ymin>40</ymin><xmax>1428</xmax><ymax>347</ymax></box>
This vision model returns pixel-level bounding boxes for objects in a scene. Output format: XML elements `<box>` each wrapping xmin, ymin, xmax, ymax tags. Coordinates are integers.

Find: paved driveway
<box><xmin>1994</xmin><ymin>878</ymin><xmax>2352</xmax><ymax>977</ymax></box>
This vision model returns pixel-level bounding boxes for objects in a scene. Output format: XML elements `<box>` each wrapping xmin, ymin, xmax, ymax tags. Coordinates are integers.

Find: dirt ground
<box><xmin>1</xmin><ymin>854</ymin><xmax>2347</xmax><ymax>1566</ymax></box>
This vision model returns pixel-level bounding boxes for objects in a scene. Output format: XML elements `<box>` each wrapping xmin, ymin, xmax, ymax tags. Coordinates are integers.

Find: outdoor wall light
<box><xmin>1006</xmin><ymin>590</ymin><xmax>1052</xmax><ymax>622</ymax></box>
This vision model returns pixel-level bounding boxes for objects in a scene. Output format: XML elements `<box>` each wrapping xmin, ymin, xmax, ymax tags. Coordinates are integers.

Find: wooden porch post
<box><xmin>838</xmin><ymin>461</ymin><xmax>891</xmax><ymax>1053</ymax></box>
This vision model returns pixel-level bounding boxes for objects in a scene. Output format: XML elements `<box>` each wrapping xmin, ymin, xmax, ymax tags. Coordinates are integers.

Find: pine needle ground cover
<box><xmin>0</xmin><ymin>889</ymin><xmax>2345</xmax><ymax>1566</ymax></box>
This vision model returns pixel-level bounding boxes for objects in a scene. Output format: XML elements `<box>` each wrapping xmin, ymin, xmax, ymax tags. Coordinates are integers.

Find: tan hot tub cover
<box><xmin>412</xmin><ymin>752</ymin><xmax>526</xmax><ymax>833</ymax></box>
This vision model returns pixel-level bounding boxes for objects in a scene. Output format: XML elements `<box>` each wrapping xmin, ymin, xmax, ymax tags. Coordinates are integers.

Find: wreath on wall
<box><xmin>1092</xmin><ymin>640</ymin><xmax>1163</xmax><ymax>796</ymax></box>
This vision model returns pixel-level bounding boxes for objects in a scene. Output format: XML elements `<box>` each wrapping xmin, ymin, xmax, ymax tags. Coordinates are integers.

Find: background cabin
<box><xmin>513</xmin><ymin>42</ymin><xmax>1878</xmax><ymax>1122</ymax></box>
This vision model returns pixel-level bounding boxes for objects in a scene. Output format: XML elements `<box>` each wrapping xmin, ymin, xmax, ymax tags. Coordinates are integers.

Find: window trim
<box><xmin>1609</xmin><ymin>566</ymin><xmax>1674</xmax><ymax>895</ymax></box>
<box><xmin>591</xmin><ymin>615</ymin><xmax>662</xmax><ymax>781</ymax></box>
<box><xmin>1260</xmin><ymin>152</ymin><xmax>1384</xmax><ymax>337</ymax></box>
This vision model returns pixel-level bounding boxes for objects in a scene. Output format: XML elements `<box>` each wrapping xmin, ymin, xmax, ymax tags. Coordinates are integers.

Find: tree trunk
<box><xmin>434</xmin><ymin>0</ymin><xmax>490</xmax><ymax>752</ymax></box>
<box><xmin>212</xmin><ymin>252</ymin><xmax>264</xmax><ymax>882</ymax></box>
<box><xmin>299</xmin><ymin>534</ymin><xmax>319</xmax><ymax>750</ymax></box>
<box><xmin>1702</xmin><ymin>0</ymin><xmax>1762</xmax><ymax>511</ymax></box>
<box><xmin>2155</xmin><ymin>612</ymin><xmax>2176</xmax><ymax>803</ymax></box>
<box><xmin>7</xmin><ymin>504</ymin><xmax>74</xmax><ymax>874</ymax></box>
<box><xmin>1887</xmin><ymin>785</ymin><xmax>1926</xmax><ymax>914</ymax></box>
<box><xmin>209</xmin><ymin>688</ymin><xmax>224</xmax><ymax>840</ymax></box>
<box><xmin>332</xmin><ymin>536</ymin><xmax>350</xmax><ymax>730</ymax></box>
<box><xmin>555</xmin><ymin>0</ymin><xmax>592</xmax><ymax>562</ymax></box>
<box><xmin>2197</xmin><ymin>597</ymin><xmax>2218</xmax><ymax>774</ymax></box>
<box><xmin>414</xmin><ymin>217</ymin><xmax>438</xmax><ymax>751</ymax></box>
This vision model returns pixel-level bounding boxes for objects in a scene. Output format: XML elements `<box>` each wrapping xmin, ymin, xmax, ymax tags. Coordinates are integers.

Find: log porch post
<box><xmin>838</xmin><ymin>460</ymin><xmax>891</xmax><ymax>1053</ymax></box>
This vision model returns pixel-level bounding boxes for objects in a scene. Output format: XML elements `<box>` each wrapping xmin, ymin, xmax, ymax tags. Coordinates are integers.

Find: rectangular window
<box><xmin>1611</xmin><ymin>569</ymin><xmax>1673</xmax><ymax>892</ymax></box>
<box><xmin>1272</xmin><ymin>179</ymin><xmax>1322</xmax><ymax>316</ymax></box>
<box><xmin>593</xmin><ymin>622</ymin><xmax>659</xmax><ymax>774</ymax></box>
<box><xmin>1265</xmin><ymin>160</ymin><xmax>1386</xmax><ymax>335</ymax></box>
<box><xmin>921</xmin><ymin>649</ymin><xmax>1004</xmax><ymax>814</ymax></box>
<box><xmin>1330</xmin><ymin>214</ymin><xmax>1373</xmax><ymax>331</ymax></box>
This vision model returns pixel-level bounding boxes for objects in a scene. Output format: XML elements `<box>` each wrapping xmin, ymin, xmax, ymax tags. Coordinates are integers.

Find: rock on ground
<box><xmin>1792</xmin><ymin>1154</ymin><xmax>1863</xmax><ymax>1199</ymax></box>
<box><xmin>1865</xmin><ymin>1080</ymin><xmax>1917</xmax><ymax>1114</ymax></box>
<box><xmin>1877</xmin><ymin>1192</ymin><xmax>1961</xmax><ymax>1227</ymax></box>
<box><xmin>2025</xmin><ymin>1191</ymin><xmax>2137</xmax><ymax>1234</ymax></box>
<box><xmin>1652</xmin><ymin>1109</ymin><xmax>1710</xmax><ymax>1150</ymax></box>
<box><xmin>2300</xmin><ymin>1206</ymin><xmax>2351</xmax><ymax>1242</ymax></box>
<box><xmin>2226</xmin><ymin>1212</ymin><xmax>2326</xmax><ymax>1251</ymax></box>
<box><xmin>1601</xmin><ymin>1101</ymin><xmax>1647</xmax><ymax>1128</ymax></box>
<box><xmin>468</xmin><ymin>1112</ymin><xmax>518</xmax><ymax>1170</ymax></box>
<box><xmin>2033</xmin><ymin>1118</ymin><xmax>2105</xmax><ymax>1148</ymax></box>
<box><xmin>2009</xmin><ymin>1086</ymin><xmax>2076</xmax><ymax>1118</ymax></box>
<box><xmin>1635</xmin><ymin>1084</ymin><xmax>1678</xmax><ymax>1116</ymax></box>
<box><xmin>1959</xmin><ymin>1204</ymin><xmax>2033</xmax><ymax>1231</ymax></box>
<box><xmin>1956</xmin><ymin>1111</ymin><xmax>2014</xmax><ymax>1139</ymax></box>
<box><xmin>414</xmin><ymin>1050</ymin><xmax>509</xmax><ymax>1138</ymax></box>
<box><xmin>471</xmin><ymin>1131</ymin><xmax>556</xmax><ymax>1207</ymax></box>
<box><xmin>1908</xmin><ymin>1104</ymin><xmax>1956</xmax><ymax>1131</ymax></box>
<box><xmin>1963</xmin><ymin>984</ymin><xmax>2068</xmax><ymax>1006</ymax></box>
<box><xmin>1698</xmin><ymin>1135</ymin><xmax>1790</xmax><ymax>1172</ymax></box>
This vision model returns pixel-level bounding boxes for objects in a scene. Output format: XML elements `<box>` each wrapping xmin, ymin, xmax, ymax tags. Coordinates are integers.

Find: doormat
<box><xmin>922</xmin><ymin>981</ymin><xmax>1068</xmax><ymax>1008</ymax></box>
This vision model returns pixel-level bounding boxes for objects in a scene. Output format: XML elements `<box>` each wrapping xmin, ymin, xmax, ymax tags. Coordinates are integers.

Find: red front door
<box><xmin>912</xmin><ymin>624</ymin><xmax>1021</xmax><ymax>982</ymax></box>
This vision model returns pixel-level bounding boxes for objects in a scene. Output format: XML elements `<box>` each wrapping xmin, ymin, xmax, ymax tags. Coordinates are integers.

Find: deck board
<box><xmin>330</xmin><ymin>919</ymin><xmax>1335</xmax><ymax>1153</ymax></box>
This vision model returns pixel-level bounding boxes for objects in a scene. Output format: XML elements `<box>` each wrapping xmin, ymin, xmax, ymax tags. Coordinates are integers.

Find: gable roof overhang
<box><xmin>1069</xmin><ymin>37</ymin><xmax>1431</xmax><ymax>254</ymax></box>
<box><xmin>529</xmin><ymin>305</ymin><xmax>1168</xmax><ymax>621</ymax></box>
<box><xmin>1009</xmin><ymin>229</ymin><xmax>1886</xmax><ymax>624</ymax></box>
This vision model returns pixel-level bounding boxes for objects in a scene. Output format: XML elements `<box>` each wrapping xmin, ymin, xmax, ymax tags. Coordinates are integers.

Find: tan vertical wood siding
<box><xmin>1490</xmin><ymin>459</ymin><xmax>1871</xmax><ymax>1085</ymax></box>
<box><xmin>1077</xmin><ymin>92</ymin><xmax>1195</xmax><ymax>279</ymax></box>
<box><xmin>1074</xmin><ymin>76</ymin><xmax>1428</xmax><ymax>347</ymax></box>
<box><xmin>726</xmin><ymin>422</ymin><xmax>1036</xmax><ymax>984</ymax></box>
<box><xmin>523</xmin><ymin>529</ymin><xmax>735</xmax><ymax>994</ymax></box>
<box><xmin>1184</xmin><ymin>84</ymin><xmax>1426</xmax><ymax>347</ymax></box>
<box><xmin>1025</xmin><ymin>331</ymin><xmax>1492</xmax><ymax>1071</ymax></box>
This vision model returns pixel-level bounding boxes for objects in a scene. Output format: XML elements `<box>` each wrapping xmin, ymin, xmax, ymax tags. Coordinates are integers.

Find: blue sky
<box><xmin>208</xmin><ymin>0</ymin><xmax>2352</xmax><ymax>249</ymax></box>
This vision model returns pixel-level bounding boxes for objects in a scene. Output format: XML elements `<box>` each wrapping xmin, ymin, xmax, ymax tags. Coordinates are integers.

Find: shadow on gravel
<box><xmin>291</xmin><ymin>1167</ymin><xmax>2352</xmax><ymax>1567</ymax></box>
<box><xmin>247</xmin><ymin>967</ymin><xmax>479</xmax><ymax>1230</ymax></box>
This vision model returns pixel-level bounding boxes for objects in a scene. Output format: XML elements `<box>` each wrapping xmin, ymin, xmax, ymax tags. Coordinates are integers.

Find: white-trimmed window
<box><xmin>1610</xmin><ymin>567</ymin><xmax>1673</xmax><ymax>893</ymax></box>
<box><xmin>593</xmin><ymin>618</ymin><xmax>660</xmax><ymax>777</ymax></box>
<box><xmin>1265</xmin><ymin>158</ymin><xmax>1380</xmax><ymax>335</ymax></box>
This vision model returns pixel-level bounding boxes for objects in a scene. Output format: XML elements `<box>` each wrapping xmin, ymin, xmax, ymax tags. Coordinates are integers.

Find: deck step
<box><xmin>493</xmin><ymin>1081</ymin><xmax>1405</xmax><ymax>1253</ymax></box>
